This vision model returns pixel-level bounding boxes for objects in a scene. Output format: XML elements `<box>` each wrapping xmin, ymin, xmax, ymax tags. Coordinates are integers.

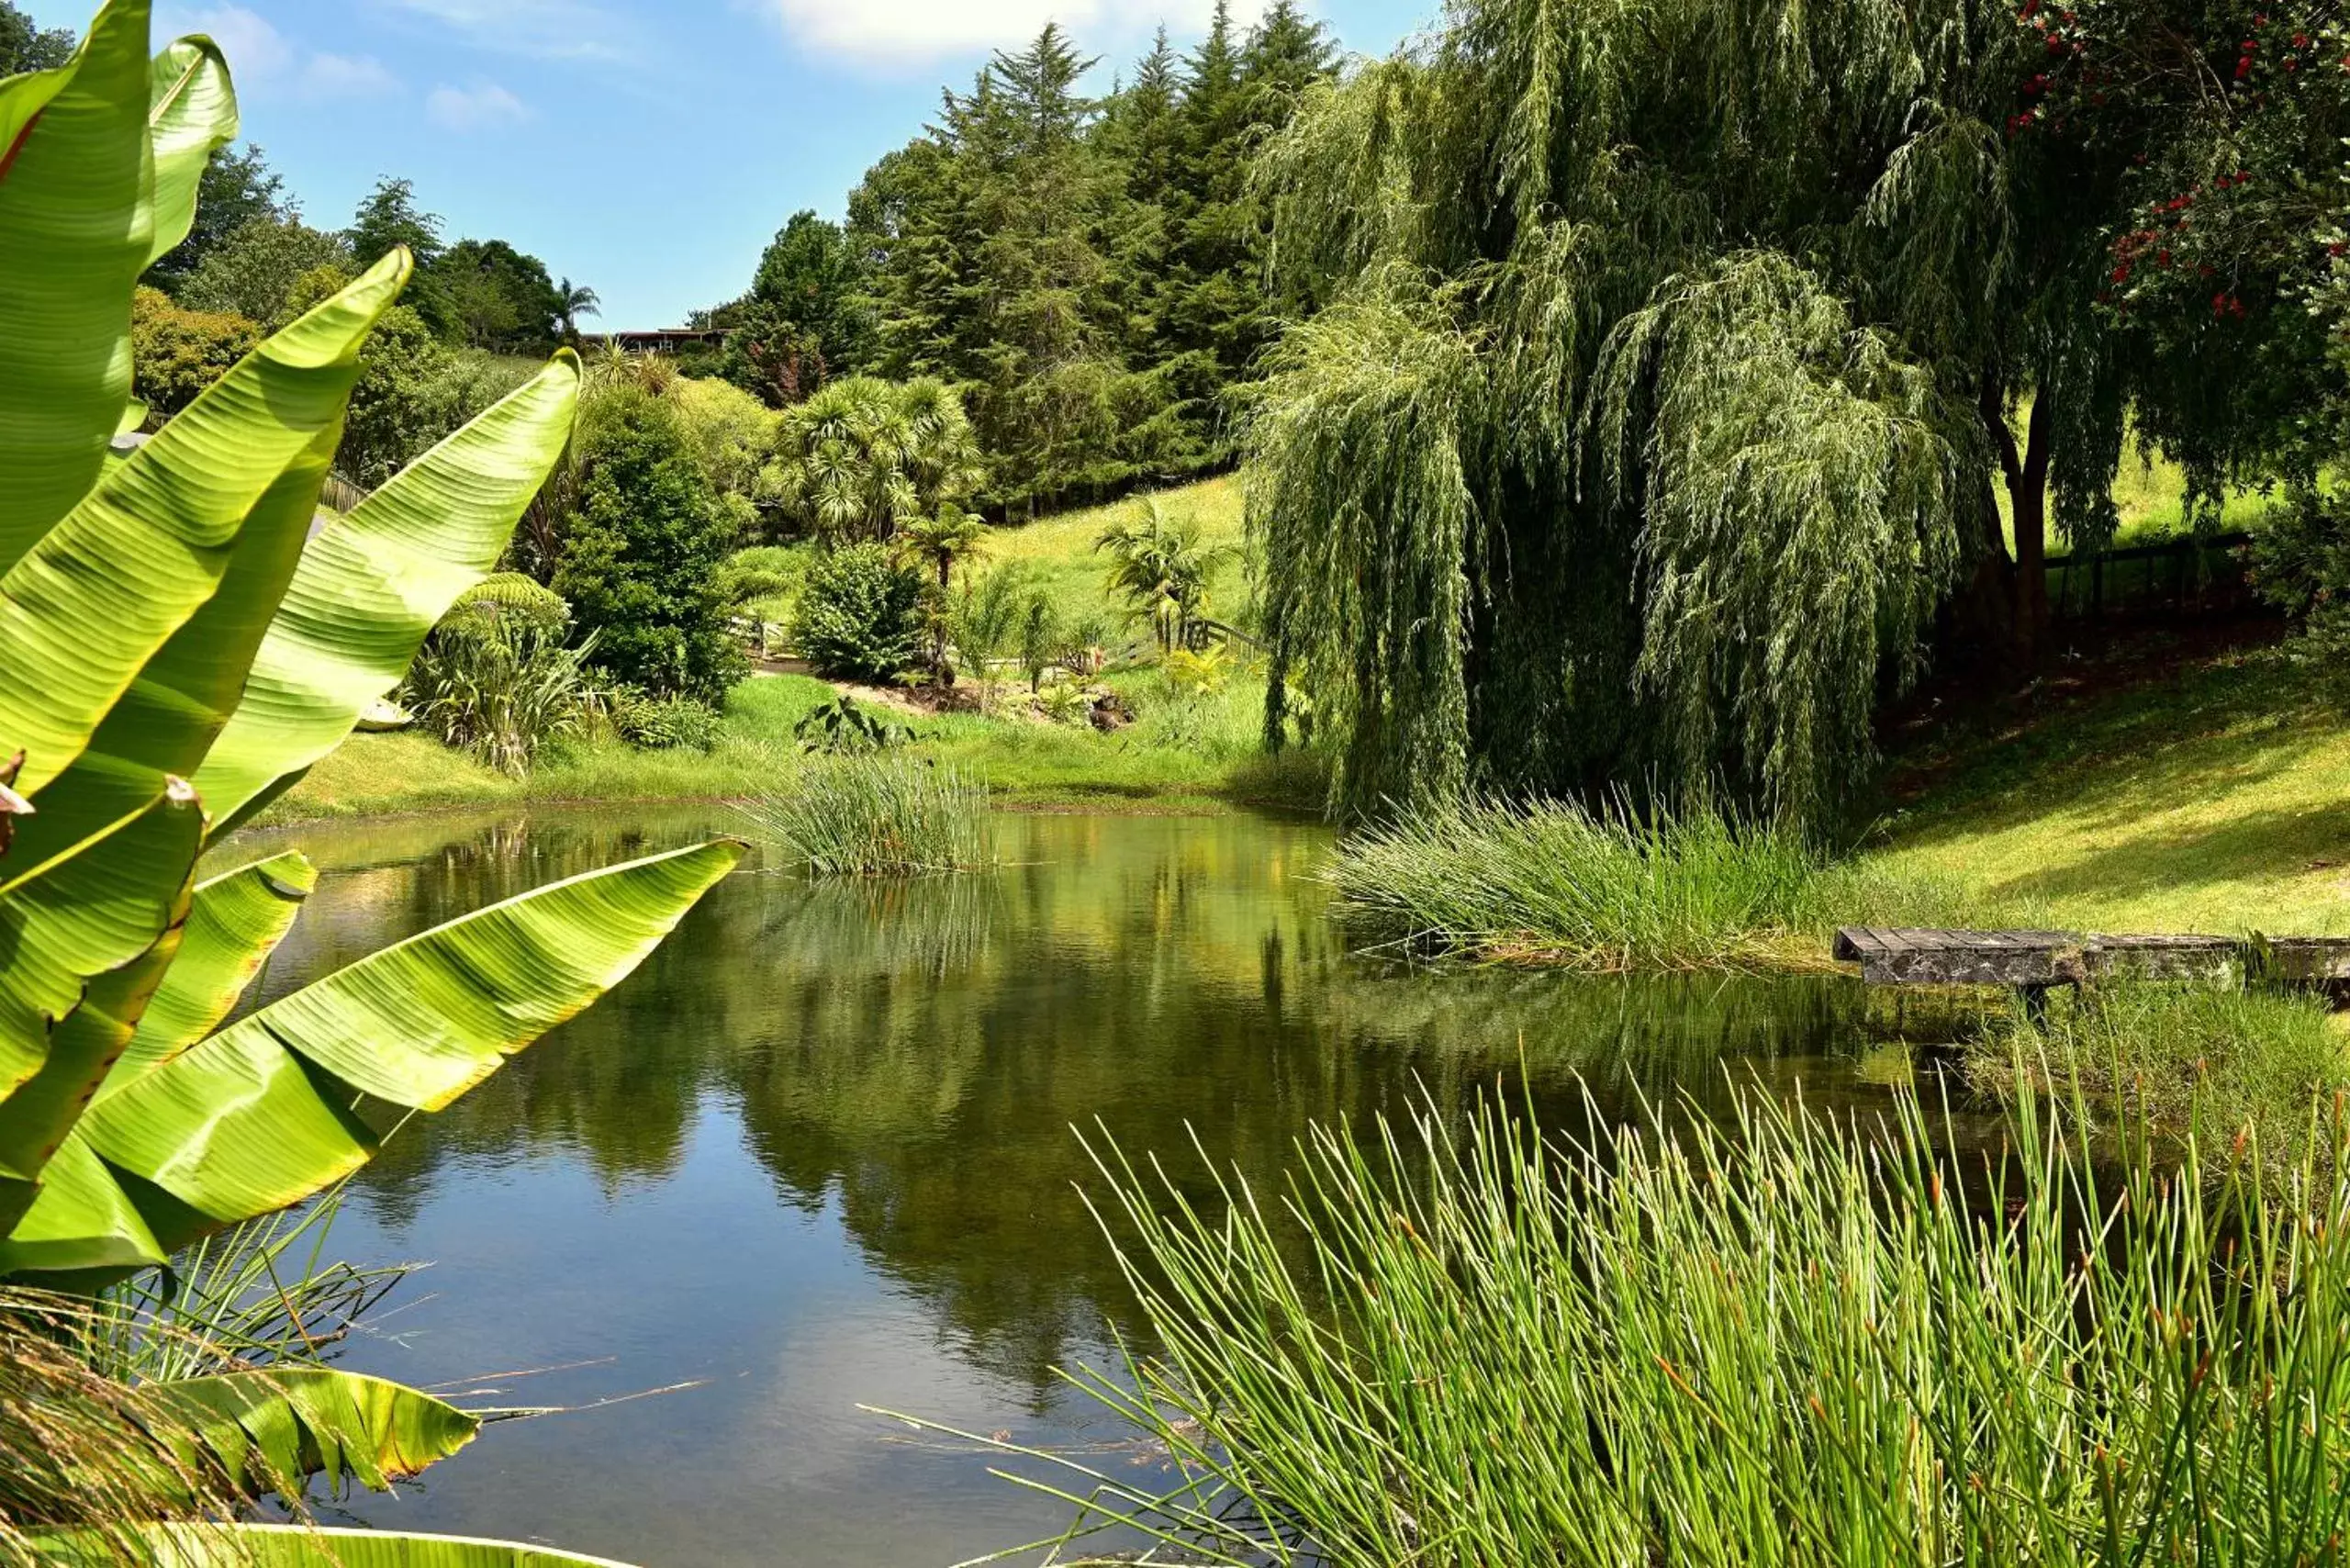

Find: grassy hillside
<box><xmin>985</xmin><ymin>473</ymin><xmax>1248</xmax><ymax>630</ymax></box>
<box><xmin>1866</xmin><ymin>641</ymin><xmax>2350</xmax><ymax>935</ymax></box>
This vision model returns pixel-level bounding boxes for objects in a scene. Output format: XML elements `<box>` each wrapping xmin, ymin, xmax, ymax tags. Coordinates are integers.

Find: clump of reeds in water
<box><xmin>739</xmin><ymin>756</ymin><xmax>993</xmax><ymax>877</ymax></box>
<box><xmin>1967</xmin><ymin>980</ymin><xmax>2350</xmax><ymax>1179</ymax></box>
<box><xmin>946</xmin><ymin>1085</ymin><xmax>2350</xmax><ymax>1567</ymax></box>
<box><xmin>1323</xmin><ymin>794</ymin><xmax>1834</xmax><ymax>970</ymax></box>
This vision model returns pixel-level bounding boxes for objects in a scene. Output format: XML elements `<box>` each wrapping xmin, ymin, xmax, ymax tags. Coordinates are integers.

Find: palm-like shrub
<box><xmin>404</xmin><ymin>578</ymin><xmax>599</xmax><ymax>777</ymax></box>
<box><xmin>0</xmin><ymin>6</ymin><xmax>738</xmax><ymax>1562</ymax></box>
<box><xmin>763</xmin><ymin>375</ymin><xmax>983</xmax><ymax>543</ymax></box>
<box><xmin>1095</xmin><ymin>498</ymin><xmax>1235</xmax><ymax>655</ymax></box>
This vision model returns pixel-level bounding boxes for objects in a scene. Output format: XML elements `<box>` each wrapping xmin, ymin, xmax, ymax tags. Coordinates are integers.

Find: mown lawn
<box><xmin>1865</xmin><ymin>643</ymin><xmax>2350</xmax><ymax>935</ymax></box>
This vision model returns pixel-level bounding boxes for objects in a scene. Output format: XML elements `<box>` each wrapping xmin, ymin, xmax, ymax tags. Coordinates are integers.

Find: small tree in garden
<box><xmin>793</xmin><ymin>542</ymin><xmax>929</xmax><ymax>682</ymax></box>
<box><xmin>895</xmin><ymin>503</ymin><xmax>991</xmax><ymax>685</ymax></box>
<box><xmin>554</xmin><ymin>385</ymin><xmax>749</xmax><ymax>703</ymax></box>
<box><xmin>1097</xmin><ymin>498</ymin><xmax>1232</xmax><ymax>656</ymax></box>
<box><xmin>764</xmin><ymin>375</ymin><xmax>985</xmax><ymax>542</ymax></box>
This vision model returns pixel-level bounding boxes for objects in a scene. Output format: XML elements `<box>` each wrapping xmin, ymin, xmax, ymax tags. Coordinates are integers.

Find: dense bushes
<box><xmin>792</xmin><ymin>543</ymin><xmax>927</xmax><ymax>682</ymax></box>
<box><xmin>554</xmin><ymin>385</ymin><xmax>748</xmax><ymax>703</ymax></box>
<box><xmin>2248</xmin><ymin>484</ymin><xmax>2350</xmax><ymax>678</ymax></box>
<box><xmin>129</xmin><ymin>287</ymin><xmax>257</xmax><ymax>418</ymax></box>
<box><xmin>403</xmin><ymin>576</ymin><xmax>597</xmax><ymax>777</ymax></box>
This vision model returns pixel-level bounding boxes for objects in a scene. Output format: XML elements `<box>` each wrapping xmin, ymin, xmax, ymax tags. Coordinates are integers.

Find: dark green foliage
<box><xmin>2247</xmin><ymin>483</ymin><xmax>2350</xmax><ymax>681</ymax></box>
<box><xmin>145</xmin><ymin>143</ymin><xmax>285</xmax><ymax>296</ymax></box>
<box><xmin>336</xmin><ymin>306</ymin><xmax>453</xmax><ymax>490</ymax></box>
<box><xmin>0</xmin><ymin>1</ymin><xmax>72</xmax><ymax>74</ymax></box>
<box><xmin>794</xmin><ymin>696</ymin><xmax>911</xmax><ymax>756</ymax></box>
<box><xmin>712</xmin><ymin>212</ymin><xmax>874</xmax><ymax>406</ymax></box>
<box><xmin>815</xmin><ymin>13</ymin><xmax>1335</xmax><ymax>517</ymax></box>
<box><xmin>1243</xmin><ymin>0</ymin><xmax>2157</xmax><ymax>823</ymax></box>
<box><xmin>345</xmin><ymin>175</ymin><xmax>444</xmax><ymax>271</ymax></box>
<box><xmin>554</xmin><ymin>387</ymin><xmax>749</xmax><ymax>703</ymax></box>
<box><xmin>607</xmin><ymin>687</ymin><xmax>723</xmax><ymax>752</ymax></box>
<box><xmin>433</xmin><ymin>238</ymin><xmax>565</xmax><ymax>354</ymax></box>
<box><xmin>341</xmin><ymin>176</ymin><xmax>578</xmax><ymax>355</ymax></box>
<box><xmin>792</xmin><ymin>543</ymin><xmax>927</xmax><ymax>683</ymax></box>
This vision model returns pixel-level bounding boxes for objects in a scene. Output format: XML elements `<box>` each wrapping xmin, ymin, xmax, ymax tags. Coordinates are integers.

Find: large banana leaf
<box><xmin>141</xmin><ymin>36</ymin><xmax>236</xmax><ymax>272</ymax></box>
<box><xmin>2</xmin><ymin>253</ymin><xmax>407</xmax><ymax>830</ymax></box>
<box><xmin>104</xmin><ymin>853</ymin><xmax>314</xmax><ymax>1095</ymax></box>
<box><xmin>0</xmin><ymin>841</ymin><xmax>743</xmax><ymax>1277</ymax></box>
<box><xmin>0</xmin><ymin>784</ymin><xmax>202</xmax><ymax>1237</ymax></box>
<box><xmin>134</xmin><ymin>1368</ymin><xmax>479</xmax><ymax>1498</ymax></box>
<box><xmin>43</xmin><ymin>1526</ymin><xmax>641</xmax><ymax>1567</ymax></box>
<box><xmin>0</xmin><ymin>0</ymin><xmax>154</xmax><ymax>568</ymax></box>
<box><xmin>196</xmin><ymin>353</ymin><xmax>583</xmax><ymax>837</ymax></box>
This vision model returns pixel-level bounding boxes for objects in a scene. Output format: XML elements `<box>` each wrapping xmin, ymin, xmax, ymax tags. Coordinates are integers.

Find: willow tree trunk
<box><xmin>1980</xmin><ymin>377</ymin><xmax>2054</xmax><ymax>667</ymax></box>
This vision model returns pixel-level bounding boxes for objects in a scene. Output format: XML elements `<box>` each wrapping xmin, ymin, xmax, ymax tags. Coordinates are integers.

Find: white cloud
<box><xmin>756</xmin><ymin>0</ymin><xmax>1266</xmax><ymax>63</ymax></box>
<box><xmin>158</xmin><ymin>4</ymin><xmax>294</xmax><ymax>75</ymax></box>
<box><xmin>376</xmin><ymin>0</ymin><xmax>638</xmax><ymax>62</ymax></box>
<box><xmin>300</xmin><ymin>51</ymin><xmax>404</xmax><ymax>101</ymax></box>
<box><xmin>157</xmin><ymin>6</ymin><xmax>402</xmax><ymax>102</ymax></box>
<box><xmin>425</xmin><ymin>80</ymin><xmax>532</xmax><ymax>132</ymax></box>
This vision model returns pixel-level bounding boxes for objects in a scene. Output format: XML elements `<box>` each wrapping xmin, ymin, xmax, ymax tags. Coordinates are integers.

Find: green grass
<box><xmin>1322</xmin><ymin>795</ymin><xmax>2002</xmax><ymax>971</ymax></box>
<box><xmin>1965</xmin><ymin>982</ymin><xmax>2350</xmax><ymax>1175</ymax></box>
<box><xmin>1865</xmin><ymin>644</ymin><xmax>2350</xmax><ymax>936</ymax></box>
<box><xmin>981</xmin><ymin>472</ymin><xmax>1248</xmax><ymax>634</ymax></box>
<box><xmin>260</xmin><ymin>644</ymin><xmax>1327</xmax><ymax>827</ymax></box>
<box><xmin>733</xmin><ymin>756</ymin><xmax>994</xmax><ymax>875</ymax></box>
<box><xmin>946</xmin><ymin>1085</ymin><xmax>2350</xmax><ymax>1566</ymax></box>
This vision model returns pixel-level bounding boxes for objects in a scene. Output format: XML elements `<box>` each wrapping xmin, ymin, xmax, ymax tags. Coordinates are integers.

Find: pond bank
<box><xmin>253</xmin><ymin>670</ymin><xmax>1327</xmax><ymax>830</ymax></box>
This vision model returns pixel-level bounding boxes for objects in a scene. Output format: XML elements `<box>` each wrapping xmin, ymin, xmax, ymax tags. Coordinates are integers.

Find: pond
<box><xmin>239</xmin><ymin>808</ymin><xmax>1945</xmax><ymax>1566</ymax></box>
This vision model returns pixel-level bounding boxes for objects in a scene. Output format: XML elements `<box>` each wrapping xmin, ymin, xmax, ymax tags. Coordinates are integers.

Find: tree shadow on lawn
<box><xmin>1954</xmin><ymin>802</ymin><xmax>2350</xmax><ymax>932</ymax></box>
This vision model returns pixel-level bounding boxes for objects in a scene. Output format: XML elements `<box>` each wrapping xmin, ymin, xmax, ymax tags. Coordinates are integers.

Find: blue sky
<box><xmin>23</xmin><ymin>0</ymin><xmax>1429</xmax><ymax>327</ymax></box>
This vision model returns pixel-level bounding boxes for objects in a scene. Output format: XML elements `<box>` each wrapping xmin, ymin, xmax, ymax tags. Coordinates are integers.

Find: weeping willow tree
<box><xmin>1251</xmin><ymin>0</ymin><xmax>2143</xmax><ymax>823</ymax></box>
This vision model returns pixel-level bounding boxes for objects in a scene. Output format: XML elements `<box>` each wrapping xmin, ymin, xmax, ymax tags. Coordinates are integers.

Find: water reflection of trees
<box><xmin>327</xmin><ymin>812</ymin><xmax>1888</xmax><ymax>1397</ymax></box>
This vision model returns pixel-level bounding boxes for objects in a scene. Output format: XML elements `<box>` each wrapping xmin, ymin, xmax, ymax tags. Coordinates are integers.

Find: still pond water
<box><xmin>238</xmin><ymin>808</ymin><xmax>1939</xmax><ymax>1566</ymax></box>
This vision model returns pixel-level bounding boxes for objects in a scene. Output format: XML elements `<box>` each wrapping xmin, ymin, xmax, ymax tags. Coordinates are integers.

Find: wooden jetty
<box><xmin>1834</xmin><ymin>928</ymin><xmax>2350</xmax><ymax>991</ymax></box>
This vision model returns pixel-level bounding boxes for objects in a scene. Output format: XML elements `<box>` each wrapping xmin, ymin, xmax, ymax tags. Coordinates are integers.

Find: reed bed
<box><xmin>1322</xmin><ymin>796</ymin><xmax>1823</xmax><ymax>969</ymax></box>
<box><xmin>738</xmin><ymin>756</ymin><xmax>994</xmax><ymax>877</ymax></box>
<box><xmin>945</xmin><ymin>1086</ymin><xmax>2350</xmax><ymax>1567</ymax></box>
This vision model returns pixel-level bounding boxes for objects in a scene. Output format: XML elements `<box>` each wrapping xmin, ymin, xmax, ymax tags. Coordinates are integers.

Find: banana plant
<box><xmin>0</xmin><ymin>3</ymin><xmax>733</xmax><ymax>1561</ymax></box>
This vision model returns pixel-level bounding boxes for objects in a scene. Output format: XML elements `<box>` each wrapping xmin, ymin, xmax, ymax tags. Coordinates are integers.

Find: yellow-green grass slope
<box><xmin>1865</xmin><ymin>642</ymin><xmax>2350</xmax><ymax>937</ymax></box>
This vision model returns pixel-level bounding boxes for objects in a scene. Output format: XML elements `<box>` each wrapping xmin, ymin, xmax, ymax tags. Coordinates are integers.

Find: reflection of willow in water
<box><xmin>323</xmin><ymin>812</ymin><xmax>1906</xmax><ymax>1399</ymax></box>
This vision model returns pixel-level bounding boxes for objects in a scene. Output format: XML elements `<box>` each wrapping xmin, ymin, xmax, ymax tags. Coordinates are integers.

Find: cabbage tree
<box><xmin>0</xmin><ymin>4</ymin><xmax>733</xmax><ymax>1561</ymax></box>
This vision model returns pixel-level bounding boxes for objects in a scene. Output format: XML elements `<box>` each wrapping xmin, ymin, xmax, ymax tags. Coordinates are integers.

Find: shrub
<box><xmin>981</xmin><ymin>1086</ymin><xmax>2350</xmax><ymax>1566</ymax></box>
<box><xmin>793</xmin><ymin>542</ymin><xmax>926</xmax><ymax>682</ymax></box>
<box><xmin>608</xmin><ymin>686</ymin><xmax>723</xmax><ymax>752</ymax></box>
<box><xmin>763</xmin><ymin>375</ymin><xmax>984</xmax><ymax>542</ymax></box>
<box><xmin>554</xmin><ymin>383</ymin><xmax>749</xmax><ymax>702</ymax></box>
<box><xmin>177</xmin><ymin>214</ymin><xmax>354</xmax><ymax>329</ymax></box>
<box><xmin>794</xmin><ymin>695</ymin><xmax>912</xmax><ymax>755</ymax></box>
<box><xmin>129</xmin><ymin>286</ymin><xmax>258</xmax><ymax>418</ymax></box>
<box><xmin>2247</xmin><ymin>483</ymin><xmax>2350</xmax><ymax>683</ymax></box>
<box><xmin>736</xmin><ymin>757</ymin><xmax>991</xmax><ymax>876</ymax></box>
<box><xmin>402</xmin><ymin>586</ymin><xmax>599</xmax><ymax>777</ymax></box>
